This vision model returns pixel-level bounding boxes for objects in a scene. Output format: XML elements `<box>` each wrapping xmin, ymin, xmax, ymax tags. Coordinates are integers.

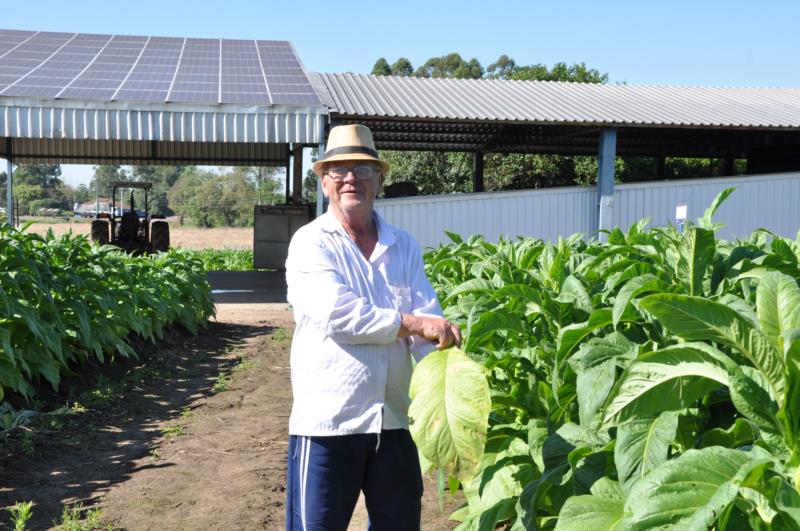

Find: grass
<box><xmin>7</xmin><ymin>501</ymin><xmax>33</xmax><ymax>531</ymax></box>
<box><xmin>161</xmin><ymin>422</ymin><xmax>184</xmax><ymax>440</ymax></box>
<box><xmin>56</xmin><ymin>503</ymin><xmax>114</xmax><ymax>531</ymax></box>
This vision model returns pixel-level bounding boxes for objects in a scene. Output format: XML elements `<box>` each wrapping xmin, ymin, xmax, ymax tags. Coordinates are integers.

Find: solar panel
<box><xmin>0</xmin><ymin>29</ymin><xmax>320</xmax><ymax>106</ymax></box>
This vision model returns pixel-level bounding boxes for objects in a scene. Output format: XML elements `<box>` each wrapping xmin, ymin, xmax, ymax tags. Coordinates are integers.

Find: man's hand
<box><xmin>399</xmin><ymin>314</ymin><xmax>462</xmax><ymax>350</ymax></box>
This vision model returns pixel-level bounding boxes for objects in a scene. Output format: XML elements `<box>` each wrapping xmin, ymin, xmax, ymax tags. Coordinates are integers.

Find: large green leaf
<box><xmin>555</xmin><ymin>275</ymin><xmax>593</xmax><ymax>314</ymax></box>
<box><xmin>639</xmin><ymin>293</ymin><xmax>786</xmax><ymax>403</ymax></box>
<box><xmin>556</xmin><ymin>308</ymin><xmax>614</xmax><ymax>364</ymax></box>
<box><xmin>611</xmin><ymin>274</ymin><xmax>667</xmax><ymax>327</ymax></box>
<box><xmin>754</xmin><ymin>271</ymin><xmax>800</xmax><ymax>354</ymax></box>
<box><xmin>555</xmin><ymin>478</ymin><xmax>627</xmax><ymax>531</ymax></box>
<box><xmin>575</xmin><ymin>360</ymin><xmax>616</xmax><ymax>428</ymax></box>
<box><xmin>603</xmin><ymin>343</ymin><xmax>731</xmax><ymax>424</ymax></box>
<box><xmin>615</xmin><ymin>411</ymin><xmax>679</xmax><ymax>493</ymax></box>
<box><xmin>779</xmin><ymin>337</ymin><xmax>800</xmax><ymax>456</ymax></box>
<box><xmin>698</xmin><ymin>186</ymin><xmax>736</xmax><ymax>230</ymax></box>
<box><xmin>408</xmin><ymin>347</ymin><xmax>491</xmax><ymax>483</ymax></box>
<box><xmin>677</xmin><ymin>226</ymin><xmax>716</xmax><ymax>296</ymax></box>
<box><xmin>625</xmin><ymin>447</ymin><xmax>766</xmax><ymax>530</ymax></box>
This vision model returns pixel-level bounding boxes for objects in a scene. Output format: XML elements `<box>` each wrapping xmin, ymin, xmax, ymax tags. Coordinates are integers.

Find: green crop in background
<box><xmin>185</xmin><ymin>249</ymin><xmax>254</xmax><ymax>272</ymax></box>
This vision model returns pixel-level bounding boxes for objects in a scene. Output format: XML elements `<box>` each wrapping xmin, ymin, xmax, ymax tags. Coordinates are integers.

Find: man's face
<box><xmin>322</xmin><ymin>161</ymin><xmax>383</xmax><ymax>215</ymax></box>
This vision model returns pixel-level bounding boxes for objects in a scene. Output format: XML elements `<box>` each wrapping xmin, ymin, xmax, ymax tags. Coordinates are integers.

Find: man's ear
<box><xmin>320</xmin><ymin>174</ymin><xmax>331</xmax><ymax>198</ymax></box>
<box><xmin>376</xmin><ymin>175</ymin><xmax>385</xmax><ymax>198</ymax></box>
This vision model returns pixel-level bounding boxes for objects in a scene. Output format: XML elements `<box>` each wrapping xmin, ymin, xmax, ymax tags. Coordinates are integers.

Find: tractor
<box><xmin>90</xmin><ymin>181</ymin><xmax>170</xmax><ymax>254</ymax></box>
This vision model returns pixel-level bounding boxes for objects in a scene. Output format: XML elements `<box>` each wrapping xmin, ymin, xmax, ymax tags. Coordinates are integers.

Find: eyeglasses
<box><xmin>325</xmin><ymin>165</ymin><xmax>380</xmax><ymax>182</ymax></box>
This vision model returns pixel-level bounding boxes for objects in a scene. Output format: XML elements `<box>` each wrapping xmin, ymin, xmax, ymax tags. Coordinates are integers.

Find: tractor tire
<box><xmin>91</xmin><ymin>220</ymin><xmax>109</xmax><ymax>245</ymax></box>
<box><xmin>151</xmin><ymin>221</ymin><xmax>170</xmax><ymax>253</ymax></box>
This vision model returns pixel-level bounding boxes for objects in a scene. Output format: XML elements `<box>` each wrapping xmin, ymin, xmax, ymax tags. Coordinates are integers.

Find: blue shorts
<box><xmin>285</xmin><ymin>429</ymin><xmax>423</xmax><ymax>531</ymax></box>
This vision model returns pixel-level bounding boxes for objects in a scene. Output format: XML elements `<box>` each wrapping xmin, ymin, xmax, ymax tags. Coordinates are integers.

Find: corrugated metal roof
<box><xmin>312</xmin><ymin>73</ymin><xmax>800</xmax><ymax>130</ymax></box>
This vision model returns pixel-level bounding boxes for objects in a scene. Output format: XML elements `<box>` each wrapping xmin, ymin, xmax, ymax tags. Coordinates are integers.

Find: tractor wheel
<box><xmin>91</xmin><ymin>220</ymin><xmax>109</xmax><ymax>245</ymax></box>
<box><xmin>151</xmin><ymin>221</ymin><xmax>170</xmax><ymax>253</ymax></box>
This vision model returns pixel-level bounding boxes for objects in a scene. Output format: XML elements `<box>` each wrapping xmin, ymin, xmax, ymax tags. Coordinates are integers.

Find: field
<box><xmin>0</xmin><ymin>227</ymin><xmax>460</xmax><ymax>530</ymax></box>
<box><xmin>5</xmin><ymin>189</ymin><xmax>800</xmax><ymax>530</ymax></box>
<box><xmin>23</xmin><ymin>218</ymin><xmax>253</xmax><ymax>250</ymax></box>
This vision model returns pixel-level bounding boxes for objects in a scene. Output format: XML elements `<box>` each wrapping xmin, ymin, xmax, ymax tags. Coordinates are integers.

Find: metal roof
<box><xmin>0</xmin><ymin>29</ymin><xmax>327</xmax><ymax>164</ymax></box>
<box><xmin>313</xmin><ymin>72</ymin><xmax>800</xmax><ymax>129</ymax></box>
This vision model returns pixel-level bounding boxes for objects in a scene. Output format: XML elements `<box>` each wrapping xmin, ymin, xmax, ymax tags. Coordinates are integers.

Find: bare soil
<box><xmin>0</xmin><ymin>303</ymin><xmax>462</xmax><ymax>530</ymax></box>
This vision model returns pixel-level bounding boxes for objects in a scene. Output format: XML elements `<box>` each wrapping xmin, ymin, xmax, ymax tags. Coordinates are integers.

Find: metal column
<box><xmin>5</xmin><ymin>138</ymin><xmax>12</xmax><ymax>226</ymax></box>
<box><xmin>596</xmin><ymin>128</ymin><xmax>617</xmax><ymax>241</ymax></box>
<box><xmin>292</xmin><ymin>144</ymin><xmax>303</xmax><ymax>204</ymax></box>
<box><xmin>472</xmin><ymin>151</ymin><xmax>484</xmax><ymax>192</ymax></box>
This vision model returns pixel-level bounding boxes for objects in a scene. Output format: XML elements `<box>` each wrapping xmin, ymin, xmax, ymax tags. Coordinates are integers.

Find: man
<box><xmin>284</xmin><ymin>124</ymin><xmax>461</xmax><ymax>531</ymax></box>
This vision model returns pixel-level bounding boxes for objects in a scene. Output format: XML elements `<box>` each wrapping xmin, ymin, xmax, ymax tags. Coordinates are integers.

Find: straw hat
<box><xmin>312</xmin><ymin>124</ymin><xmax>390</xmax><ymax>177</ymax></box>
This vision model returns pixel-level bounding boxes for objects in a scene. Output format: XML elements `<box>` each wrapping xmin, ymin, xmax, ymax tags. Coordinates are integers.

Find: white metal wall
<box><xmin>613</xmin><ymin>172</ymin><xmax>800</xmax><ymax>241</ymax></box>
<box><xmin>375</xmin><ymin>172</ymin><xmax>800</xmax><ymax>249</ymax></box>
<box><xmin>375</xmin><ymin>186</ymin><xmax>597</xmax><ymax>249</ymax></box>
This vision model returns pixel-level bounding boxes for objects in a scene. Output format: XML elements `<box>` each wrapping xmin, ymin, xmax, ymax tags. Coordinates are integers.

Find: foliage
<box><xmin>186</xmin><ymin>249</ymin><xmax>254</xmax><ymax>272</ymax></box>
<box><xmin>412</xmin><ymin>188</ymin><xmax>800</xmax><ymax>530</ymax></box>
<box><xmin>0</xmin><ymin>225</ymin><xmax>215</xmax><ymax>405</ymax></box>
<box><xmin>6</xmin><ymin>500</ymin><xmax>33</xmax><ymax>531</ymax></box>
<box><xmin>168</xmin><ymin>166</ymin><xmax>281</xmax><ymax>227</ymax></box>
<box><xmin>131</xmin><ymin>165</ymin><xmax>188</xmax><ymax>216</ymax></box>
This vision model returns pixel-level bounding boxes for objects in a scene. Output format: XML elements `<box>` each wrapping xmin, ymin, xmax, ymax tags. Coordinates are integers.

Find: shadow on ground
<box><xmin>0</xmin><ymin>320</ymin><xmax>271</xmax><ymax>530</ymax></box>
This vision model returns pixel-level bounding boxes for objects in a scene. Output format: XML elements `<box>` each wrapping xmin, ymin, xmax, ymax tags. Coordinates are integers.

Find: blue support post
<box><xmin>6</xmin><ymin>155</ymin><xmax>12</xmax><ymax>226</ymax></box>
<box><xmin>596</xmin><ymin>128</ymin><xmax>617</xmax><ymax>241</ymax></box>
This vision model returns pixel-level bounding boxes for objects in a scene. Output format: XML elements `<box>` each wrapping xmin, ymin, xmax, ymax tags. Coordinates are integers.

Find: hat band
<box><xmin>323</xmin><ymin>146</ymin><xmax>379</xmax><ymax>159</ymax></box>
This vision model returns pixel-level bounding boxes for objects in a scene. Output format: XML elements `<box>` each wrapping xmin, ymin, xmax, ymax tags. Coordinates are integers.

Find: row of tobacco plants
<box><xmin>410</xmin><ymin>189</ymin><xmax>800</xmax><ymax>530</ymax></box>
<box><xmin>0</xmin><ymin>224</ymin><xmax>215</xmax><ymax>404</ymax></box>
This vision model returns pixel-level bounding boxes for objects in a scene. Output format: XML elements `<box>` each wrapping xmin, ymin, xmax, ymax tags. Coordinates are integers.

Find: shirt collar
<box><xmin>320</xmin><ymin>210</ymin><xmax>397</xmax><ymax>250</ymax></box>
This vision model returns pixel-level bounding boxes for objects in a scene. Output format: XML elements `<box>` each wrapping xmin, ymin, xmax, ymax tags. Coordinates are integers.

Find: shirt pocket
<box><xmin>387</xmin><ymin>285</ymin><xmax>412</xmax><ymax>314</ymax></box>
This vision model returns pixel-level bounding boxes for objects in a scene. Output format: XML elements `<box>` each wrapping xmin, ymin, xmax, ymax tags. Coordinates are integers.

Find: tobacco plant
<box><xmin>0</xmin><ymin>225</ymin><xmax>215</xmax><ymax>403</ymax></box>
<box><xmin>411</xmin><ymin>188</ymin><xmax>800</xmax><ymax>530</ymax></box>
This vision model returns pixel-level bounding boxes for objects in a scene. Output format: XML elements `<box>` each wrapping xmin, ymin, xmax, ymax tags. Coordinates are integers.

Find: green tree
<box><xmin>414</xmin><ymin>53</ymin><xmax>483</xmax><ymax>79</ymax></box>
<box><xmin>90</xmin><ymin>165</ymin><xmax>129</xmax><ymax>198</ymax></box>
<box><xmin>167</xmin><ymin>167</ymin><xmax>261</xmax><ymax>227</ymax></box>
<box><xmin>391</xmin><ymin>58</ymin><xmax>413</xmax><ymax>76</ymax></box>
<box><xmin>12</xmin><ymin>182</ymin><xmax>44</xmax><ymax>215</ymax></box>
<box><xmin>382</xmin><ymin>151</ymin><xmax>473</xmax><ymax>195</ymax></box>
<box><xmin>13</xmin><ymin>164</ymin><xmax>62</xmax><ymax>189</ymax></box>
<box><xmin>372</xmin><ymin>58</ymin><xmax>391</xmax><ymax>76</ymax></box>
<box><xmin>131</xmin><ymin>165</ymin><xmax>192</xmax><ymax>215</ymax></box>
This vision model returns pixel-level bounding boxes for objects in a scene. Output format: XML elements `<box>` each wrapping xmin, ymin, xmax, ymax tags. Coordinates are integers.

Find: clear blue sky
<box><xmin>5</xmin><ymin>0</ymin><xmax>799</xmax><ymax>185</ymax></box>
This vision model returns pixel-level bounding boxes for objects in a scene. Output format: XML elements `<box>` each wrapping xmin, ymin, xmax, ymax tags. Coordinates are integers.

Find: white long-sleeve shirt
<box><xmin>285</xmin><ymin>211</ymin><xmax>442</xmax><ymax>436</ymax></box>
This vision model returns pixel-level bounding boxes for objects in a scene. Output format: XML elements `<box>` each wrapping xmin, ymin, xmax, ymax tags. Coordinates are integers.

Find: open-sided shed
<box><xmin>312</xmin><ymin>72</ymin><xmax>800</xmax><ymax>235</ymax></box>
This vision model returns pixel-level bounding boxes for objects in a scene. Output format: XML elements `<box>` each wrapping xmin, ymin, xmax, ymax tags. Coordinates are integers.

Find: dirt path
<box><xmin>0</xmin><ymin>303</ymin><xmax>461</xmax><ymax>530</ymax></box>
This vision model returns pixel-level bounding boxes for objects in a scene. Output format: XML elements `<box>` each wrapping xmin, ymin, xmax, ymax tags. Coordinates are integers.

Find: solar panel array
<box><xmin>0</xmin><ymin>29</ymin><xmax>320</xmax><ymax>105</ymax></box>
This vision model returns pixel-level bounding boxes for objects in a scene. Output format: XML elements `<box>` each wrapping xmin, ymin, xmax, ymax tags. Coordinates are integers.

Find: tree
<box><xmin>414</xmin><ymin>53</ymin><xmax>483</xmax><ymax>79</ymax></box>
<box><xmin>381</xmin><ymin>151</ymin><xmax>473</xmax><ymax>195</ymax></box>
<box><xmin>131</xmin><ymin>165</ymin><xmax>192</xmax><ymax>215</ymax></box>
<box><xmin>391</xmin><ymin>58</ymin><xmax>413</xmax><ymax>76</ymax></box>
<box><xmin>371</xmin><ymin>58</ymin><xmax>391</xmax><ymax>76</ymax></box>
<box><xmin>90</xmin><ymin>165</ymin><xmax>129</xmax><ymax>198</ymax></box>
<box><xmin>13</xmin><ymin>164</ymin><xmax>62</xmax><ymax>189</ymax></box>
<box><xmin>167</xmin><ymin>167</ymin><xmax>262</xmax><ymax>227</ymax></box>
